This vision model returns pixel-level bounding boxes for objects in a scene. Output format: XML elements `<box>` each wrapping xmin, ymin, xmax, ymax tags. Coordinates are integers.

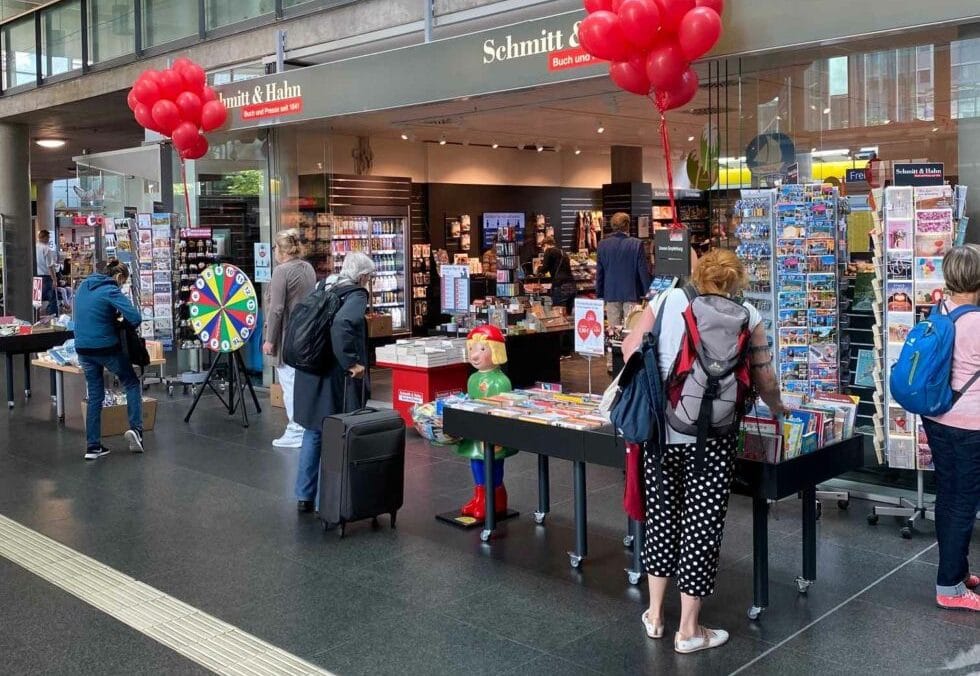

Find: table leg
<box><xmin>50</xmin><ymin>369</ymin><xmax>57</xmax><ymax>403</ymax></box>
<box><xmin>534</xmin><ymin>454</ymin><xmax>550</xmax><ymax>524</ymax></box>
<box><xmin>749</xmin><ymin>496</ymin><xmax>769</xmax><ymax>620</ymax></box>
<box><xmin>480</xmin><ymin>442</ymin><xmax>495</xmax><ymax>543</ymax></box>
<box><xmin>23</xmin><ymin>353</ymin><xmax>31</xmax><ymax>398</ymax></box>
<box><xmin>55</xmin><ymin>371</ymin><xmax>64</xmax><ymax>421</ymax></box>
<box><xmin>6</xmin><ymin>353</ymin><xmax>14</xmax><ymax>408</ymax></box>
<box><xmin>569</xmin><ymin>460</ymin><xmax>587</xmax><ymax>569</ymax></box>
<box><xmin>798</xmin><ymin>485</ymin><xmax>817</xmax><ymax>594</ymax></box>
<box><xmin>627</xmin><ymin>518</ymin><xmax>645</xmax><ymax>585</ymax></box>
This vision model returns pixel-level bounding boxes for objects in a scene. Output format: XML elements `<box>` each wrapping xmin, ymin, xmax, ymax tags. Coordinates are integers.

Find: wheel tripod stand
<box><xmin>184</xmin><ymin>349</ymin><xmax>261</xmax><ymax>427</ymax></box>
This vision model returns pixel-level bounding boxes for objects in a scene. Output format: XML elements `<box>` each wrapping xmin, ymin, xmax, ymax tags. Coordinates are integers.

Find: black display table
<box><xmin>0</xmin><ymin>331</ymin><xmax>73</xmax><ymax>409</ymax></box>
<box><xmin>443</xmin><ymin>407</ymin><xmax>864</xmax><ymax>620</ymax></box>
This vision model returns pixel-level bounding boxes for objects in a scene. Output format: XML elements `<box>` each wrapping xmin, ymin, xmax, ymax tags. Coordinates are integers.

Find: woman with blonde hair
<box><xmin>622</xmin><ymin>248</ymin><xmax>787</xmax><ymax>653</ymax></box>
<box><xmin>922</xmin><ymin>245</ymin><xmax>980</xmax><ymax>612</ymax></box>
<box><xmin>263</xmin><ymin>228</ymin><xmax>316</xmax><ymax>448</ymax></box>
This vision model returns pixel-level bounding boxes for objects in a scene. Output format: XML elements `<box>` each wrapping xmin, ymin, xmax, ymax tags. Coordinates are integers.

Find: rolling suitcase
<box><xmin>318</xmin><ymin>381</ymin><xmax>405</xmax><ymax>536</ymax></box>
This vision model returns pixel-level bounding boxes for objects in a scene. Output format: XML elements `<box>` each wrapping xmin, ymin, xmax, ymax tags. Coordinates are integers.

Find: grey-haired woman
<box><xmin>293</xmin><ymin>252</ymin><xmax>375</xmax><ymax>513</ymax></box>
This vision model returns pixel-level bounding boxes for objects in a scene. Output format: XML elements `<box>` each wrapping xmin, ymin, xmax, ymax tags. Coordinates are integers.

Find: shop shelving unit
<box><xmin>734</xmin><ymin>189</ymin><xmax>776</xmax><ymax>350</ymax></box>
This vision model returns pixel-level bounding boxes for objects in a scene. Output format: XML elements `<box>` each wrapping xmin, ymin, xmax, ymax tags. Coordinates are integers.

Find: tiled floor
<box><xmin>0</xmin><ymin>357</ymin><xmax>977</xmax><ymax>675</ymax></box>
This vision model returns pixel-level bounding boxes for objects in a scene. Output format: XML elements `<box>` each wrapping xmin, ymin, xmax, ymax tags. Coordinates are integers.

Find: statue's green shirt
<box><xmin>455</xmin><ymin>367</ymin><xmax>519</xmax><ymax>460</ymax></box>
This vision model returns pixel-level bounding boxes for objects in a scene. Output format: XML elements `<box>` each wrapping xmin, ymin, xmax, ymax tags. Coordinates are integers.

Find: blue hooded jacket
<box><xmin>73</xmin><ymin>273</ymin><xmax>143</xmax><ymax>355</ymax></box>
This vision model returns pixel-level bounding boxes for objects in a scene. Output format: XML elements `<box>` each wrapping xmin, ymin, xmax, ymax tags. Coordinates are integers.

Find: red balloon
<box><xmin>678</xmin><ymin>6</ymin><xmax>722</xmax><ymax>60</ymax></box>
<box><xmin>200</xmin><ymin>100</ymin><xmax>228</xmax><ymax>132</ymax></box>
<box><xmin>696</xmin><ymin>0</ymin><xmax>723</xmax><ymax>13</ymax></box>
<box><xmin>578</xmin><ymin>10</ymin><xmax>634</xmax><ymax>62</ymax></box>
<box><xmin>133</xmin><ymin>103</ymin><xmax>156</xmax><ymax>132</ymax></box>
<box><xmin>171</xmin><ymin>57</ymin><xmax>193</xmax><ymax>72</ymax></box>
<box><xmin>611</xmin><ymin>0</ymin><xmax>627</xmax><ymax>9</ymax></box>
<box><xmin>654</xmin><ymin>0</ymin><xmax>695</xmax><ymax>33</ymax></box>
<box><xmin>180</xmin><ymin>63</ymin><xmax>206</xmax><ymax>95</ymax></box>
<box><xmin>645</xmin><ymin>39</ymin><xmax>687</xmax><ymax>91</ymax></box>
<box><xmin>157</xmin><ymin>68</ymin><xmax>184</xmax><ymax>100</ymax></box>
<box><xmin>618</xmin><ymin>0</ymin><xmax>663</xmax><ymax>50</ymax></box>
<box><xmin>171</xmin><ymin>122</ymin><xmax>200</xmax><ymax>152</ymax></box>
<box><xmin>175</xmin><ymin>91</ymin><xmax>203</xmax><ymax>125</ymax></box>
<box><xmin>132</xmin><ymin>78</ymin><xmax>160</xmax><ymax>107</ymax></box>
<box><xmin>584</xmin><ymin>0</ymin><xmax>613</xmax><ymax>11</ymax></box>
<box><xmin>141</xmin><ymin>69</ymin><xmax>163</xmax><ymax>85</ymax></box>
<box><xmin>127</xmin><ymin>89</ymin><xmax>139</xmax><ymax>111</ymax></box>
<box><xmin>657</xmin><ymin>67</ymin><xmax>699</xmax><ymax>111</ymax></box>
<box><xmin>609</xmin><ymin>60</ymin><xmax>651</xmax><ymax>95</ymax></box>
<box><xmin>151</xmin><ymin>99</ymin><xmax>181</xmax><ymax>135</ymax></box>
<box><xmin>201</xmin><ymin>87</ymin><xmax>219</xmax><ymax>103</ymax></box>
<box><xmin>182</xmin><ymin>135</ymin><xmax>210</xmax><ymax>161</ymax></box>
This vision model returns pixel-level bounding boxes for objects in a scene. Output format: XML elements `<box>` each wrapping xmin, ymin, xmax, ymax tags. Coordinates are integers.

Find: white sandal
<box><xmin>674</xmin><ymin>626</ymin><xmax>729</xmax><ymax>654</ymax></box>
<box><xmin>641</xmin><ymin>610</ymin><xmax>664</xmax><ymax>639</ymax></box>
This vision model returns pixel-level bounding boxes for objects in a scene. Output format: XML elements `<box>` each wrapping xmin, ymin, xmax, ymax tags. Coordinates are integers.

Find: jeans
<box><xmin>79</xmin><ymin>352</ymin><xmax>142</xmax><ymax>450</ymax></box>
<box><xmin>41</xmin><ymin>276</ymin><xmax>58</xmax><ymax>316</ymax></box>
<box><xmin>922</xmin><ymin>418</ymin><xmax>980</xmax><ymax>595</ymax></box>
<box><xmin>295</xmin><ymin>427</ymin><xmax>322</xmax><ymax>505</ymax></box>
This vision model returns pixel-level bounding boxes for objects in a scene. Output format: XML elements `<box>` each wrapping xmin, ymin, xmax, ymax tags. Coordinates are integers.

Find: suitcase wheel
<box><xmin>390</xmin><ymin>512</ymin><xmax>397</xmax><ymax>529</ymax></box>
<box><xmin>371</xmin><ymin>517</ymin><xmax>380</xmax><ymax>529</ymax></box>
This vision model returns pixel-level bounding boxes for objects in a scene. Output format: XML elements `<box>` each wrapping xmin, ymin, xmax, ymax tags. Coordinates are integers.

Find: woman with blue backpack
<box><xmin>918</xmin><ymin>245</ymin><xmax>980</xmax><ymax>612</ymax></box>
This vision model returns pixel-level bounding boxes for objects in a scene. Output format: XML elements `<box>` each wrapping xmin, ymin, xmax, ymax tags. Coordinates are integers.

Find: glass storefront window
<box><xmin>88</xmin><ymin>0</ymin><xmax>135</xmax><ymax>64</ymax></box>
<box><xmin>2</xmin><ymin>16</ymin><xmax>35</xmax><ymax>88</ymax></box>
<box><xmin>140</xmin><ymin>0</ymin><xmax>196</xmax><ymax>48</ymax></box>
<box><xmin>205</xmin><ymin>0</ymin><xmax>273</xmax><ymax>30</ymax></box>
<box><xmin>41</xmin><ymin>0</ymin><xmax>82</xmax><ymax>78</ymax></box>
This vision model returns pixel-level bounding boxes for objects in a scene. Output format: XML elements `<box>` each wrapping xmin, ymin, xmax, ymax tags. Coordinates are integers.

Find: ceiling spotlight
<box><xmin>439</xmin><ymin>135</ymin><xmax>447</xmax><ymax>145</ymax></box>
<box><xmin>687</xmin><ymin>135</ymin><xmax>695</xmax><ymax>142</ymax></box>
<box><xmin>554</xmin><ymin>144</ymin><xmax>562</xmax><ymax>153</ymax></box>
<box><xmin>822</xmin><ymin>107</ymin><xmax>831</xmax><ymax>114</ymax></box>
<box><xmin>400</xmin><ymin>132</ymin><xmax>409</xmax><ymax>141</ymax></box>
<box><xmin>597</xmin><ymin>123</ymin><xmax>605</xmax><ymax>134</ymax></box>
<box><xmin>932</xmin><ymin>126</ymin><xmax>940</xmax><ymax>132</ymax></box>
<box><xmin>491</xmin><ymin>142</ymin><xmax>499</xmax><ymax>149</ymax></box>
<box><xmin>810</xmin><ymin>105</ymin><xmax>817</xmax><ymax>111</ymax></box>
<box><xmin>811</xmin><ymin>147</ymin><xmax>817</xmax><ymax>153</ymax></box>
<box><xmin>536</xmin><ymin>142</ymin><xmax>544</xmax><ymax>152</ymax></box>
<box><xmin>882</xmin><ymin>119</ymin><xmax>891</xmax><ymax>125</ymax></box>
<box><xmin>574</xmin><ymin>147</ymin><xmax>582</xmax><ymax>155</ymax></box>
<box><xmin>35</xmin><ymin>139</ymin><xmax>66</xmax><ymax>149</ymax></box>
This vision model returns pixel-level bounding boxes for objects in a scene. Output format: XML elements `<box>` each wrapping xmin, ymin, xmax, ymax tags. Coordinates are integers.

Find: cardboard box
<box><xmin>367</xmin><ymin>313</ymin><xmax>393</xmax><ymax>338</ymax></box>
<box><xmin>81</xmin><ymin>397</ymin><xmax>157</xmax><ymax>437</ymax></box>
<box><xmin>271</xmin><ymin>382</ymin><xmax>284</xmax><ymax>409</ymax></box>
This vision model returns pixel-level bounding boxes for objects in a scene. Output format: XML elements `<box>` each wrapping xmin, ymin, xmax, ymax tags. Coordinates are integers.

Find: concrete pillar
<box><xmin>611</xmin><ymin>146</ymin><xmax>644</xmax><ymax>183</ymax></box>
<box><xmin>35</xmin><ymin>179</ymin><xmax>55</xmax><ymax>236</ymax></box>
<box><xmin>0</xmin><ymin>123</ymin><xmax>34</xmax><ymax>319</ymax></box>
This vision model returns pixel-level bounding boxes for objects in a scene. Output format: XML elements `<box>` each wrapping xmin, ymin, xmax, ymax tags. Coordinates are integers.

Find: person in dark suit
<box><xmin>596</xmin><ymin>212</ymin><xmax>651</xmax><ymax>328</ymax></box>
<box><xmin>293</xmin><ymin>252</ymin><xmax>374</xmax><ymax>513</ymax></box>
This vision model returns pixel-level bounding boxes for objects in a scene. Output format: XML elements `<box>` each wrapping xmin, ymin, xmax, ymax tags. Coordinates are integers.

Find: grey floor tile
<box><xmin>783</xmin><ymin>598</ymin><xmax>980</xmax><ymax>674</ymax></box>
<box><xmin>738</xmin><ymin>646</ymin><xmax>860</xmax><ymax>676</ymax></box>
<box><xmin>500</xmin><ymin>653</ymin><xmax>603</xmax><ymax>675</ymax></box>
<box><xmin>313</xmin><ymin>612</ymin><xmax>544</xmax><ymax>676</ymax></box>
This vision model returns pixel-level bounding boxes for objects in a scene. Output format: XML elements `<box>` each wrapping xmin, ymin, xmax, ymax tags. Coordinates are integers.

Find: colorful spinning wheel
<box><xmin>188</xmin><ymin>264</ymin><xmax>258</xmax><ymax>353</ymax></box>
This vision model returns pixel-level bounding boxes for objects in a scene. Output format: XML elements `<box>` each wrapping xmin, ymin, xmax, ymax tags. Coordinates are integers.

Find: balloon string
<box><xmin>181</xmin><ymin>158</ymin><xmax>192</xmax><ymax>230</ymax></box>
<box><xmin>651</xmin><ymin>95</ymin><xmax>682</xmax><ymax>231</ymax></box>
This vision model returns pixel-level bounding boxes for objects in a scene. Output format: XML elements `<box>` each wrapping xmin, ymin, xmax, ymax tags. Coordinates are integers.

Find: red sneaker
<box><xmin>965</xmin><ymin>574</ymin><xmax>980</xmax><ymax>590</ymax></box>
<box><xmin>937</xmin><ymin>589</ymin><xmax>980</xmax><ymax>612</ymax></box>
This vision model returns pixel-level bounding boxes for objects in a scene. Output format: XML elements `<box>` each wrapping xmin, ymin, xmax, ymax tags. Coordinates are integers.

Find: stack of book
<box><xmin>375</xmin><ymin>337</ymin><xmax>468</xmax><ymax>367</ymax></box>
<box><xmin>445</xmin><ymin>388</ymin><xmax>608</xmax><ymax>430</ymax></box>
<box><xmin>740</xmin><ymin>393</ymin><xmax>859</xmax><ymax>463</ymax></box>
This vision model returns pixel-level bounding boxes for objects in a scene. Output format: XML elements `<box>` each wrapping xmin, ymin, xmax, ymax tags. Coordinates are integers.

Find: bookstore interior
<box><xmin>21</xmin><ymin>22</ymin><xmax>980</xmax><ymax>504</ymax></box>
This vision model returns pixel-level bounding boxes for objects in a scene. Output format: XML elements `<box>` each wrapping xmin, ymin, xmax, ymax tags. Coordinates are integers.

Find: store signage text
<box><xmin>893</xmin><ymin>163</ymin><xmax>944</xmax><ymax>187</ymax></box>
<box><xmin>483</xmin><ymin>20</ymin><xmax>597</xmax><ymax>71</ymax></box>
<box><xmin>72</xmin><ymin>215</ymin><xmax>107</xmax><ymax>227</ymax></box>
<box><xmin>220</xmin><ymin>81</ymin><xmax>304</xmax><ymax>121</ymax></box>
<box><xmin>845</xmin><ymin>168</ymin><xmax>867</xmax><ymax>183</ymax></box>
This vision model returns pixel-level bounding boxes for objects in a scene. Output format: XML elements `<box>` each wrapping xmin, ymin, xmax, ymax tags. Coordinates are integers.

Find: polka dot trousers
<box><xmin>641</xmin><ymin>435</ymin><xmax>737</xmax><ymax>597</ymax></box>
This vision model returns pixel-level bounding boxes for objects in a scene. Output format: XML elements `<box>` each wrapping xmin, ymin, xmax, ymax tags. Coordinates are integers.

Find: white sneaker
<box><xmin>674</xmin><ymin>627</ymin><xmax>729</xmax><ymax>654</ymax></box>
<box><xmin>641</xmin><ymin>611</ymin><xmax>664</xmax><ymax>639</ymax></box>
<box><xmin>272</xmin><ymin>432</ymin><xmax>304</xmax><ymax>448</ymax></box>
<box><xmin>124</xmin><ymin>429</ymin><xmax>144</xmax><ymax>453</ymax></box>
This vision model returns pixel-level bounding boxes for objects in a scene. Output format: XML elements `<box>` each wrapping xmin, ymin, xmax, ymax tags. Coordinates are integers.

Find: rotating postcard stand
<box><xmin>183</xmin><ymin>264</ymin><xmax>261</xmax><ymax>427</ymax></box>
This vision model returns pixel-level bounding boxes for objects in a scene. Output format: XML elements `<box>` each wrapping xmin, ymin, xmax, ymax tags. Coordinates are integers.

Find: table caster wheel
<box><xmin>816</xmin><ymin>502</ymin><xmax>823</xmax><ymax>520</ymax></box>
<box><xmin>569</xmin><ymin>553</ymin><xmax>583</xmax><ymax>569</ymax></box>
<box><xmin>168</xmin><ymin>385</ymin><xmax>175</xmax><ymax>397</ymax></box>
<box><xmin>795</xmin><ymin>576</ymin><xmax>813</xmax><ymax>594</ymax></box>
<box><xmin>533</xmin><ymin>511</ymin><xmax>546</xmax><ymax>525</ymax></box>
<box><xmin>748</xmin><ymin>606</ymin><xmax>764</xmax><ymax>621</ymax></box>
<box><xmin>480</xmin><ymin>529</ymin><xmax>492</xmax><ymax>543</ymax></box>
<box><xmin>838</xmin><ymin>499</ymin><xmax>849</xmax><ymax>510</ymax></box>
<box><xmin>867</xmin><ymin>513</ymin><xmax>879</xmax><ymax>526</ymax></box>
<box><xmin>623</xmin><ymin>535</ymin><xmax>635</xmax><ymax>549</ymax></box>
<box><xmin>900</xmin><ymin>526</ymin><xmax>912</xmax><ymax>539</ymax></box>
<box><xmin>8</xmin><ymin>401</ymin><xmax>14</xmax><ymax>409</ymax></box>
<box><xmin>627</xmin><ymin>570</ymin><xmax>642</xmax><ymax>585</ymax></box>
<box><xmin>24</xmin><ymin>389</ymin><xmax>30</xmax><ymax>399</ymax></box>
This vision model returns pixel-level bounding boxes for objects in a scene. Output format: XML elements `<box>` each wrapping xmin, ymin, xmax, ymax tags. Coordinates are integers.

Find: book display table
<box><xmin>0</xmin><ymin>330</ymin><xmax>73</xmax><ymax>409</ymax></box>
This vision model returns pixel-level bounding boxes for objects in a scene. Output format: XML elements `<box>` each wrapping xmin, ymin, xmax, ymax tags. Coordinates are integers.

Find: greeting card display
<box><xmin>772</xmin><ymin>184</ymin><xmax>841</xmax><ymax>397</ymax></box>
<box><xmin>734</xmin><ymin>189</ymin><xmax>776</xmax><ymax>350</ymax></box>
<box><xmin>882</xmin><ymin>185</ymin><xmax>955</xmax><ymax>470</ymax></box>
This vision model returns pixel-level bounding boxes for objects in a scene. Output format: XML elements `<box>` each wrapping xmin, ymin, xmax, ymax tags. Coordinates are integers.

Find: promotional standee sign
<box><xmin>654</xmin><ymin>228</ymin><xmax>691</xmax><ymax>278</ymax></box>
<box><xmin>893</xmin><ymin>163</ymin><xmax>944</xmax><ymax>187</ymax></box>
<box><xmin>253</xmin><ymin>242</ymin><xmax>271</xmax><ymax>283</ymax></box>
<box><xmin>574</xmin><ymin>298</ymin><xmax>604</xmax><ymax>357</ymax></box>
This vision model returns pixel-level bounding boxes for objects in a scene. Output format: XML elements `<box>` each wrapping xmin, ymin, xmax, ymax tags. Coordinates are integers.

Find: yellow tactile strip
<box><xmin>0</xmin><ymin>514</ymin><xmax>335</xmax><ymax>676</ymax></box>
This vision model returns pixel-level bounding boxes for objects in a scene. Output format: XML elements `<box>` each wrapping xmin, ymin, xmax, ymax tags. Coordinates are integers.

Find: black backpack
<box><xmin>117</xmin><ymin>317</ymin><xmax>150</xmax><ymax>367</ymax></box>
<box><xmin>283</xmin><ymin>280</ymin><xmax>364</xmax><ymax>375</ymax></box>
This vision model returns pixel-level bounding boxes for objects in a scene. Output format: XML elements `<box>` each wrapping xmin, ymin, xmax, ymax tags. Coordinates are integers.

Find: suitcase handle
<box><xmin>343</xmin><ymin>374</ymin><xmax>370</xmax><ymax>415</ymax></box>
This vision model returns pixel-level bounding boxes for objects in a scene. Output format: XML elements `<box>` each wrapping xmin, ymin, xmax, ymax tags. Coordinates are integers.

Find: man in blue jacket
<box><xmin>597</xmin><ymin>213</ymin><xmax>651</xmax><ymax>368</ymax></box>
<box><xmin>73</xmin><ymin>259</ymin><xmax>145</xmax><ymax>460</ymax></box>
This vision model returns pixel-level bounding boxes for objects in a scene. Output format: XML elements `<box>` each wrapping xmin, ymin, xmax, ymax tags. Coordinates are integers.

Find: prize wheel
<box><xmin>188</xmin><ymin>263</ymin><xmax>258</xmax><ymax>353</ymax></box>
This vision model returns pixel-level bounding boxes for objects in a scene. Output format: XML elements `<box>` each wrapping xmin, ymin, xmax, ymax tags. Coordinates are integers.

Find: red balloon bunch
<box><xmin>579</xmin><ymin>0</ymin><xmax>723</xmax><ymax>111</ymax></box>
<box><xmin>126</xmin><ymin>57</ymin><xmax>228</xmax><ymax>161</ymax></box>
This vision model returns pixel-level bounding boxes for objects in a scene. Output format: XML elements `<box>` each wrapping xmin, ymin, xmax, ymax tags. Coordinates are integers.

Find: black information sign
<box><xmin>893</xmin><ymin>163</ymin><xmax>944</xmax><ymax>187</ymax></box>
<box><xmin>654</xmin><ymin>227</ymin><xmax>691</xmax><ymax>278</ymax></box>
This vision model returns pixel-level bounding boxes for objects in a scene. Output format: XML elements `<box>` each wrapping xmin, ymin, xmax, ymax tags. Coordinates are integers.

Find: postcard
<box><xmin>914</xmin><ymin>256</ymin><xmax>943</xmax><ymax>281</ymax></box>
<box><xmin>915</xmin><ymin>233</ymin><xmax>952</xmax><ymax>258</ymax></box>
<box><xmin>780</xmin><ymin>274</ymin><xmax>806</xmax><ymax>293</ymax></box>
<box><xmin>914</xmin><ymin>283</ymin><xmax>944</xmax><ymax>306</ymax></box>
<box><xmin>886</xmin><ymin>252</ymin><xmax>912</xmax><ymax>280</ymax></box>
<box><xmin>887</xmin><ymin>219</ymin><xmax>913</xmax><ymax>251</ymax></box>
<box><xmin>778</xmin><ymin>309</ymin><xmax>807</xmax><ymax>328</ymax></box>
<box><xmin>776</xmin><ymin>239</ymin><xmax>806</xmax><ymax>257</ymax></box>
<box><xmin>807</xmin><ymin>255</ymin><xmax>836</xmax><ymax>274</ymax></box>
<box><xmin>887</xmin><ymin>312</ymin><xmax>914</xmax><ymax>343</ymax></box>
<box><xmin>807</xmin><ymin>291</ymin><xmax>837</xmax><ymax>309</ymax></box>
<box><xmin>779</xmin><ymin>291</ymin><xmax>806</xmax><ymax>310</ymax></box>
<box><xmin>916</xmin><ymin>424</ymin><xmax>933</xmax><ymax>470</ymax></box>
<box><xmin>780</xmin><ymin>362</ymin><xmax>808</xmax><ymax>380</ymax></box>
<box><xmin>811</xmin><ymin>380</ymin><xmax>839</xmax><ymax>395</ymax></box>
<box><xmin>809</xmin><ymin>343</ymin><xmax>838</xmax><ymax>364</ymax></box>
<box><xmin>780</xmin><ymin>346</ymin><xmax>809</xmax><ymax>363</ymax></box>
<box><xmin>808</xmin><ymin>273</ymin><xmax>836</xmax><ymax>292</ymax></box>
<box><xmin>779</xmin><ymin>327</ymin><xmax>808</xmax><ymax>346</ymax></box>
<box><xmin>886</xmin><ymin>282</ymin><xmax>914</xmax><ymax>312</ymax></box>
<box><xmin>810</xmin><ymin>326</ymin><xmax>836</xmax><ymax>344</ymax></box>
<box><xmin>886</xmin><ymin>187</ymin><xmax>914</xmax><ymax>220</ymax></box>
<box><xmin>808</xmin><ymin>309</ymin><xmax>837</xmax><ymax>328</ymax></box>
<box><xmin>888</xmin><ymin>405</ymin><xmax>911</xmax><ymax>435</ymax></box>
<box><xmin>807</xmin><ymin>238</ymin><xmax>835</xmax><ymax>256</ymax></box>
<box><xmin>916</xmin><ymin>208</ymin><xmax>953</xmax><ymax>233</ymax></box>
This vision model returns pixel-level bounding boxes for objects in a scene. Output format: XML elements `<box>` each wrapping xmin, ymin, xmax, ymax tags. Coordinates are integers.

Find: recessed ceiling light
<box><xmin>35</xmin><ymin>139</ymin><xmax>66</xmax><ymax>148</ymax></box>
<box><xmin>822</xmin><ymin>107</ymin><xmax>831</xmax><ymax>114</ymax></box>
<box><xmin>439</xmin><ymin>135</ymin><xmax>447</xmax><ymax>145</ymax></box>
<box><xmin>400</xmin><ymin>132</ymin><xmax>409</xmax><ymax>141</ymax></box>
<box><xmin>597</xmin><ymin>124</ymin><xmax>605</xmax><ymax>134</ymax></box>
<box><xmin>554</xmin><ymin>144</ymin><xmax>562</xmax><ymax>153</ymax></box>
<box><xmin>687</xmin><ymin>136</ymin><xmax>695</xmax><ymax>142</ymax></box>
<box><xmin>810</xmin><ymin>105</ymin><xmax>817</xmax><ymax>111</ymax></box>
<box><xmin>882</xmin><ymin>119</ymin><xmax>891</xmax><ymax>124</ymax></box>
<box><xmin>491</xmin><ymin>142</ymin><xmax>499</xmax><ymax>149</ymax></box>
<box><xmin>574</xmin><ymin>147</ymin><xmax>582</xmax><ymax>155</ymax></box>
<box><xmin>932</xmin><ymin>126</ymin><xmax>940</xmax><ymax>132</ymax></box>
<box><xmin>536</xmin><ymin>142</ymin><xmax>544</xmax><ymax>152</ymax></box>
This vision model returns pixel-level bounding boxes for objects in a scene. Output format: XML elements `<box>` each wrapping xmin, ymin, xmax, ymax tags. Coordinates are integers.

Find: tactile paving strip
<box><xmin>0</xmin><ymin>515</ymin><xmax>335</xmax><ymax>676</ymax></box>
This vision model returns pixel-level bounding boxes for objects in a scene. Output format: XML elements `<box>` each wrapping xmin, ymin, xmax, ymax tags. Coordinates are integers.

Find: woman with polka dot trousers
<box><xmin>623</xmin><ymin>249</ymin><xmax>787</xmax><ymax>654</ymax></box>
